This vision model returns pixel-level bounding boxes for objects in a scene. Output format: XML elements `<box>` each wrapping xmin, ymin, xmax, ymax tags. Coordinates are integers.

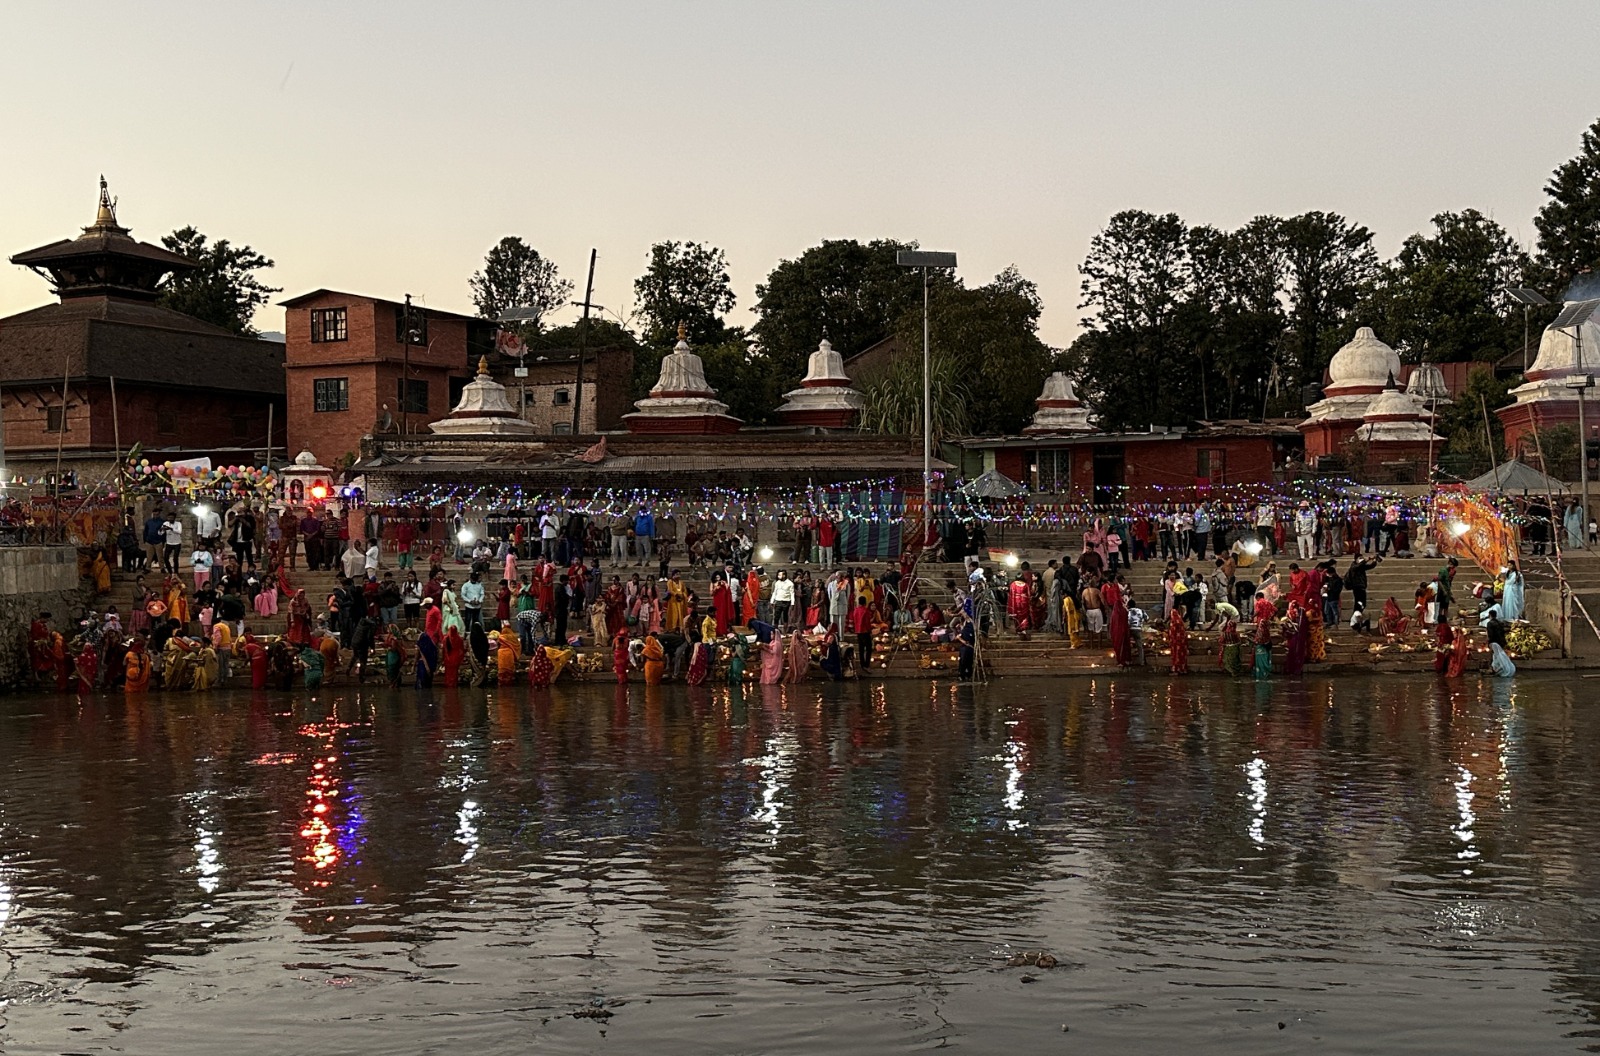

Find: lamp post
<box><xmin>896</xmin><ymin>250</ymin><xmax>958</xmax><ymax>537</ymax></box>
<box><xmin>1507</xmin><ymin>287</ymin><xmax>1549</xmax><ymax>372</ymax></box>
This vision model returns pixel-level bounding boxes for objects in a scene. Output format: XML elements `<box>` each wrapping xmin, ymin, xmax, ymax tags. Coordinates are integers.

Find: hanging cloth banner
<box><xmin>1432</xmin><ymin>485</ymin><xmax>1517</xmax><ymax>574</ymax></box>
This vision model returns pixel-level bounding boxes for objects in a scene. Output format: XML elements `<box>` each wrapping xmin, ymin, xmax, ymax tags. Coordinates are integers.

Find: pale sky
<box><xmin>2</xmin><ymin>1</ymin><xmax>1597</xmax><ymax>348</ymax></box>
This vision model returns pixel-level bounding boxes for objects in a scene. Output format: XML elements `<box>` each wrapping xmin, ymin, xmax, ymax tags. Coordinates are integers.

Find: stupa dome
<box><xmin>624</xmin><ymin>325</ymin><xmax>741</xmax><ymax>434</ymax></box>
<box><xmin>1327</xmin><ymin>327</ymin><xmax>1403</xmax><ymax>392</ymax></box>
<box><xmin>776</xmin><ymin>339</ymin><xmax>864</xmax><ymax>428</ymax></box>
<box><xmin>1404</xmin><ymin>362</ymin><xmax>1452</xmax><ymax>404</ymax></box>
<box><xmin>430</xmin><ymin>358</ymin><xmax>537</xmax><ymax>435</ymax></box>
<box><xmin>1024</xmin><ymin>371</ymin><xmax>1093</xmax><ymax>433</ymax></box>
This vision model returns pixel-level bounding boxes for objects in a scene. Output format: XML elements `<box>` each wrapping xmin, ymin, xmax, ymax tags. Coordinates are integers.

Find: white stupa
<box><xmin>1504</xmin><ymin>316</ymin><xmax>1600</xmax><ymax>409</ymax></box>
<box><xmin>1358</xmin><ymin>381</ymin><xmax>1440</xmax><ymax>445</ymax></box>
<box><xmin>430</xmin><ymin>357</ymin><xmax>538</xmax><ymax>435</ymax></box>
<box><xmin>1302</xmin><ymin>326</ymin><xmax>1404</xmax><ymax>424</ymax></box>
<box><xmin>1023</xmin><ymin>371</ymin><xmax>1094</xmax><ymax>433</ymax></box>
<box><xmin>776</xmin><ymin>339</ymin><xmax>865</xmax><ymax>428</ymax></box>
<box><xmin>1403</xmin><ymin>361</ymin><xmax>1453</xmax><ymax>406</ymax></box>
<box><xmin>623</xmin><ymin>324</ymin><xmax>742</xmax><ymax>434</ymax></box>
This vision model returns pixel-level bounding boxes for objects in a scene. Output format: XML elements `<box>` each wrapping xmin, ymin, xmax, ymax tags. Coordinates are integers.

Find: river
<box><xmin>0</xmin><ymin>675</ymin><xmax>1596</xmax><ymax>1054</ymax></box>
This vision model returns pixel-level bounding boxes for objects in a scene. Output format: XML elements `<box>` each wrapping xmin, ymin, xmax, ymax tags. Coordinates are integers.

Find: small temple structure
<box><xmin>775</xmin><ymin>339</ymin><xmax>864</xmax><ymax>428</ymax></box>
<box><xmin>622</xmin><ymin>324</ymin><xmax>742</xmax><ymax>434</ymax></box>
<box><xmin>430</xmin><ymin>358</ymin><xmax>538</xmax><ymax>436</ymax></box>
<box><xmin>1497</xmin><ymin>313</ymin><xmax>1600</xmax><ymax>452</ymax></box>
<box><xmin>1023</xmin><ymin>371</ymin><xmax>1094</xmax><ymax>434</ymax></box>
<box><xmin>1299</xmin><ymin>326</ymin><xmax>1404</xmax><ymax>459</ymax></box>
<box><xmin>1354</xmin><ymin>379</ymin><xmax>1441</xmax><ymax>461</ymax></box>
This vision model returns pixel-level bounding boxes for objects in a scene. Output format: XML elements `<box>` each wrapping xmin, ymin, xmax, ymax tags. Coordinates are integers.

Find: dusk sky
<box><xmin>3</xmin><ymin>1</ymin><xmax>1597</xmax><ymax>347</ymax></box>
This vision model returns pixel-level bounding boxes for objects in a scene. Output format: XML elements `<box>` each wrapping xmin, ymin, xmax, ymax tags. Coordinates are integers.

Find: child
<box><xmin>191</xmin><ymin>546</ymin><xmax>214</xmax><ymax>590</ymax></box>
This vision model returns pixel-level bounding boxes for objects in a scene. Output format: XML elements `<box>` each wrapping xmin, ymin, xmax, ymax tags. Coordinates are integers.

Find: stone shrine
<box><xmin>775</xmin><ymin>339</ymin><xmax>865</xmax><ymax>428</ymax></box>
<box><xmin>623</xmin><ymin>325</ymin><xmax>742</xmax><ymax>434</ymax></box>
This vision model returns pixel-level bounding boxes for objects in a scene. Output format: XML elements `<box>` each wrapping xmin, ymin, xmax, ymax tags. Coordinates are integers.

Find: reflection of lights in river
<box><xmin>1001</xmin><ymin>725</ymin><xmax>1026</xmax><ymax>830</ymax></box>
<box><xmin>750</xmin><ymin>731</ymin><xmax>798</xmax><ymax>838</ymax></box>
<box><xmin>184</xmin><ymin>789</ymin><xmax>224</xmax><ymax>894</ymax></box>
<box><xmin>299</xmin><ymin>735</ymin><xmax>343</xmax><ymax>883</ymax></box>
<box><xmin>1243</xmin><ymin>755</ymin><xmax>1267</xmax><ymax>846</ymax></box>
<box><xmin>1454</xmin><ymin>764</ymin><xmax>1478</xmax><ymax>874</ymax></box>
<box><xmin>456</xmin><ymin>799</ymin><xmax>482</xmax><ymax>862</ymax></box>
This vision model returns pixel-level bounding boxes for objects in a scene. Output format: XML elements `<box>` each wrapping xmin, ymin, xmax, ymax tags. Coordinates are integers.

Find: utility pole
<box><xmin>572</xmin><ymin>249</ymin><xmax>599</xmax><ymax>435</ymax></box>
<box><xmin>401</xmin><ymin>294</ymin><xmax>413</xmax><ymax>436</ymax></box>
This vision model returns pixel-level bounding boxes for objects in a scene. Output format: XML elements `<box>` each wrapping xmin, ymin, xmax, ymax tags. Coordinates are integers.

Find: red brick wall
<box><xmin>2</xmin><ymin>383</ymin><xmax>280</xmax><ymax>455</ymax></box>
<box><xmin>285</xmin><ymin>292</ymin><xmax>474</xmax><ymax>466</ymax></box>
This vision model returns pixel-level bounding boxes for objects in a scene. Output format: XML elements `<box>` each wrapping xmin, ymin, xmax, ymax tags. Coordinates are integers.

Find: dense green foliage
<box><xmin>158</xmin><ymin>227</ymin><xmax>279</xmax><ymax>335</ymax></box>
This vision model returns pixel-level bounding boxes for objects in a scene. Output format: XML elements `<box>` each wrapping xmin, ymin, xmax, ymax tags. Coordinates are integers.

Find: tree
<box><xmin>1278</xmin><ymin>211</ymin><xmax>1381</xmax><ymax>396</ymax></box>
<box><xmin>750</xmin><ymin>238</ymin><xmax>924</xmax><ymax>389</ymax></box>
<box><xmin>924</xmin><ymin>266</ymin><xmax>1053</xmax><ymax>435</ymax></box>
<box><xmin>858</xmin><ymin>348</ymin><xmax>970</xmax><ymax>443</ymax></box>
<box><xmin>632</xmin><ymin>241</ymin><xmax>737</xmax><ymax>349</ymax></box>
<box><xmin>1185</xmin><ymin>218</ymin><xmax>1287</xmax><ymax>419</ymax></box>
<box><xmin>1535</xmin><ymin>116</ymin><xmax>1600</xmax><ymax>291</ymax></box>
<box><xmin>157</xmin><ymin>226</ymin><xmax>279</xmax><ymax>335</ymax></box>
<box><xmin>1070</xmin><ymin>210</ymin><xmax>1197</xmax><ymax>429</ymax></box>
<box><xmin>1435</xmin><ymin>365</ymin><xmax>1513</xmax><ymax>472</ymax></box>
<box><xmin>468</xmin><ymin>236</ymin><xmax>572</xmax><ymax>331</ymax></box>
<box><xmin>1369</xmin><ymin>210</ymin><xmax>1532</xmax><ymax>363</ymax></box>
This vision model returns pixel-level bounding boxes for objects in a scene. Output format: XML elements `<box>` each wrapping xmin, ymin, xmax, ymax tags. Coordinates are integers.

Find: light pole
<box><xmin>896</xmin><ymin>250</ymin><xmax>957</xmax><ymax>538</ymax></box>
<box><xmin>1507</xmin><ymin>287</ymin><xmax>1549</xmax><ymax>372</ymax></box>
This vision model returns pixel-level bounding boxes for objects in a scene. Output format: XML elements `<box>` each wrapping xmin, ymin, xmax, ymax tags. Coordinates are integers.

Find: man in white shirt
<box><xmin>365</xmin><ymin>540</ymin><xmax>381</xmax><ymax>575</ymax></box>
<box><xmin>161</xmin><ymin>516</ymin><xmax>185</xmax><ymax>574</ymax></box>
<box><xmin>1294</xmin><ymin>502</ymin><xmax>1317</xmax><ymax>561</ymax></box>
<box><xmin>769</xmin><ymin>569</ymin><xmax>795</xmax><ymax>628</ymax></box>
<box><xmin>194</xmin><ymin>506</ymin><xmax>222</xmax><ymax>547</ymax></box>
<box><xmin>460</xmin><ymin>570</ymin><xmax>486</xmax><ymax>631</ymax></box>
<box><xmin>540</xmin><ymin>510</ymin><xmax>560</xmax><ymax>559</ymax></box>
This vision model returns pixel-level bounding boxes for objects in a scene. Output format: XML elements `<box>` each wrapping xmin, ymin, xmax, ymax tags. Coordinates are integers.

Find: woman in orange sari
<box><xmin>642</xmin><ymin>633</ymin><xmax>666</xmax><ymax>685</ymax></box>
<box><xmin>165</xmin><ymin>577</ymin><xmax>190</xmax><ymax>631</ymax></box>
<box><xmin>496</xmin><ymin>622</ymin><xmax>521</xmax><ymax>684</ymax></box>
<box><xmin>124</xmin><ymin>639</ymin><xmax>152</xmax><ymax>692</ymax></box>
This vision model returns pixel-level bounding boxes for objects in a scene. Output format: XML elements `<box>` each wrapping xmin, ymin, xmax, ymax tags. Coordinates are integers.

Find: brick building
<box><xmin>488</xmin><ymin>345</ymin><xmax>634</xmax><ymax>435</ymax></box>
<box><xmin>954</xmin><ymin>421</ymin><xmax>1301</xmax><ymax>503</ymax></box>
<box><xmin>281</xmin><ymin>290</ymin><xmax>494</xmax><ymax>467</ymax></box>
<box><xmin>0</xmin><ymin>180</ymin><xmax>285</xmax><ymax>482</ymax></box>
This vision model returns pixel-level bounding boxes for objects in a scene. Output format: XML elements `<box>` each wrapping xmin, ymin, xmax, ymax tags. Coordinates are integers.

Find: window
<box><xmin>1197</xmin><ymin>447</ymin><xmax>1225</xmax><ymax>484</ymax></box>
<box><xmin>552</xmin><ymin>421</ymin><xmax>572</xmax><ymax>436</ymax></box>
<box><xmin>310</xmin><ymin>307</ymin><xmax>348</xmax><ymax>343</ymax></box>
<box><xmin>396</xmin><ymin>306</ymin><xmax>427</xmax><ymax>346</ymax></box>
<box><xmin>314</xmin><ymin>377</ymin><xmax>350</xmax><ymax>412</ymax></box>
<box><xmin>44</xmin><ymin>406</ymin><xmax>66</xmax><ymax>433</ymax></box>
<box><xmin>553</xmin><ymin>388</ymin><xmax>571</xmax><ymax>406</ymax></box>
<box><xmin>398</xmin><ymin>378</ymin><xmax>428</xmax><ymax>415</ymax></box>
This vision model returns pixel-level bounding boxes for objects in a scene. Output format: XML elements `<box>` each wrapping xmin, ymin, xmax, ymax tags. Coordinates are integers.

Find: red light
<box><xmin>310</xmin><ymin>483</ymin><xmax>328</xmax><ymax>500</ymax></box>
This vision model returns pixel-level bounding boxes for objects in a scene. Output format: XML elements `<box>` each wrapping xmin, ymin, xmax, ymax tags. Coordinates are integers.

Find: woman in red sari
<box><xmin>286</xmin><ymin>589</ymin><xmax>313</xmax><ymax>646</ymax></box>
<box><xmin>1283</xmin><ymin>601</ymin><xmax>1308</xmax><ymax>676</ymax></box>
<box><xmin>613</xmin><ymin>631</ymin><xmax>630</xmax><ymax>684</ymax></box>
<box><xmin>1007</xmin><ymin>576</ymin><xmax>1033</xmax><ymax>635</ymax></box>
<box><xmin>711</xmin><ymin>576</ymin><xmax>735</xmax><ymax>635</ymax></box>
<box><xmin>440</xmin><ymin>627</ymin><xmax>465</xmax><ymax>687</ymax></box>
<box><xmin>686</xmin><ymin>637</ymin><xmax>712</xmax><ymax>686</ymax></box>
<box><xmin>742</xmin><ymin>569</ymin><xmax>760</xmax><ymax>625</ymax></box>
<box><xmin>1103</xmin><ymin>577</ymin><xmax>1132</xmax><ymax>666</ymax></box>
<box><xmin>1432</xmin><ymin>622</ymin><xmax>1454</xmax><ymax>673</ymax></box>
<box><xmin>1447</xmin><ymin>624</ymin><xmax>1470</xmax><ymax>677</ymax></box>
<box><xmin>603</xmin><ymin>578</ymin><xmax>627</xmax><ymax>640</ymax></box>
<box><xmin>1166</xmin><ymin>615</ymin><xmax>1189</xmax><ymax>673</ymax></box>
<box><xmin>241</xmin><ymin>633</ymin><xmax>269</xmax><ymax>689</ymax></box>
<box><xmin>528</xmin><ymin>644</ymin><xmax>554</xmax><ymax>688</ymax></box>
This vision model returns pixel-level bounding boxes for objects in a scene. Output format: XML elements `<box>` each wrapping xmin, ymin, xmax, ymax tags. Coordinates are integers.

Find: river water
<box><xmin>0</xmin><ymin>676</ymin><xmax>1596</xmax><ymax>1054</ymax></box>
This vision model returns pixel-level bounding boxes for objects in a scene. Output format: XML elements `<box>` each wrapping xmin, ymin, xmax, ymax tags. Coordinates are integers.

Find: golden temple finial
<box><xmin>94</xmin><ymin>175</ymin><xmax>118</xmax><ymax>228</ymax></box>
<box><xmin>477</xmin><ymin>355</ymin><xmax>490</xmax><ymax>375</ymax></box>
<box><xmin>676</xmin><ymin>320</ymin><xmax>687</xmax><ymax>343</ymax></box>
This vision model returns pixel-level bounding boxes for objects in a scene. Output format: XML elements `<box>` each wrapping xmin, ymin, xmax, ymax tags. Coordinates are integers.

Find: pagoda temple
<box><xmin>0</xmin><ymin>178</ymin><xmax>285</xmax><ymax>480</ymax></box>
<box><xmin>1023</xmin><ymin>371</ymin><xmax>1093</xmax><ymax>434</ymax></box>
<box><xmin>1497</xmin><ymin>314</ymin><xmax>1600</xmax><ymax>452</ymax></box>
<box><xmin>775</xmin><ymin>339</ymin><xmax>864</xmax><ymax>428</ymax></box>
<box><xmin>622</xmin><ymin>325</ymin><xmax>741</xmax><ymax>434</ymax></box>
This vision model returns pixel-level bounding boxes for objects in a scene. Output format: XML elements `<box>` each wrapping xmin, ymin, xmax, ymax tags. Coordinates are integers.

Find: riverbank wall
<box><xmin>0</xmin><ymin>547</ymin><xmax>86</xmax><ymax>689</ymax></box>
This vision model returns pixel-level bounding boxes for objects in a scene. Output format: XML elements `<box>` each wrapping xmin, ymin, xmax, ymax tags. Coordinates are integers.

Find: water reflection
<box><xmin>0</xmin><ymin>676</ymin><xmax>1597</xmax><ymax>1053</ymax></box>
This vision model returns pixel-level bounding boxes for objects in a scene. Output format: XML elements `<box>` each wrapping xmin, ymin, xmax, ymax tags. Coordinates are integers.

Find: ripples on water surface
<box><xmin>0</xmin><ymin>676</ymin><xmax>1597</xmax><ymax>1054</ymax></box>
